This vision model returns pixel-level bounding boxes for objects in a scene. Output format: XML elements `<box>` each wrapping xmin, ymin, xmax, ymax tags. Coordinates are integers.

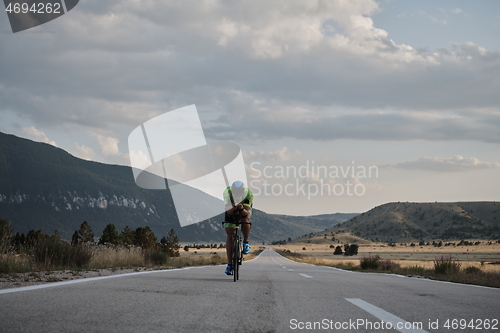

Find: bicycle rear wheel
<box><xmin>232</xmin><ymin>236</ymin><xmax>240</xmax><ymax>282</ymax></box>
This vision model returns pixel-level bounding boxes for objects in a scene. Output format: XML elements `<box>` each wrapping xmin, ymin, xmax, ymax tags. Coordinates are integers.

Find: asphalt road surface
<box><xmin>1</xmin><ymin>249</ymin><xmax>499</xmax><ymax>332</ymax></box>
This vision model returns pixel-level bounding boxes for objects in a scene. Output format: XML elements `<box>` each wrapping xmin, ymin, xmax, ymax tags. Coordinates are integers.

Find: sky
<box><xmin>1</xmin><ymin>0</ymin><xmax>499</xmax><ymax>216</ymax></box>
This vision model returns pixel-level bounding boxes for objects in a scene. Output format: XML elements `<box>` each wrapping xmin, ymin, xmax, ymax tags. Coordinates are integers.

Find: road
<box><xmin>1</xmin><ymin>249</ymin><xmax>499</xmax><ymax>332</ymax></box>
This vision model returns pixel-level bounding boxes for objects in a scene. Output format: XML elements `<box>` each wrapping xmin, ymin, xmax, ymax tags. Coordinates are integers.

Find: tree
<box><xmin>12</xmin><ymin>232</ymin><xmax>26</xmax><ymax>252</ymax></box>
<box><xmin>26</xmin><ymin>229</ymin><xmax>45</xmax><ymax>247</ymax></box>
<box><xmin>100</xmin><ymin>223</ymin><xmax>119</xmax><ymax>245</ymax></box>
<box><xmin>78</xmin><ymin>221</ymin><xmax>94</xmax><ymax>243</ymax></box>
<box><xmin>135</xmin><ymin>226</ymin><xmax>157</xmax><ymax>249</ymax></box>
<box><xmin>160</xmin><ymin>229</ymin><xmax>180</xmax><ymax>257</ymax></box>
<box><xmin>71</xmin><ymin>230</ymin><xmax>81</xmax><ymax>246</ymax></box>
<box><xmin>120</xmin><ymin>225</ymin><xmax>135</xmax><ymax>245</ymax></box>
<box><xmin>0</xmin><ymin>219</ymin><xmax>13</xmax><ymax>254</ymax></box>
<box><xmin>333</xmin><ymin>245</ymin><xmax>343</xmax><ymax>255</ymax></box>
<box><xmin>344</xmin><ymin>244</ymin><xmax>359</xmax><ymax>256</ymax></box>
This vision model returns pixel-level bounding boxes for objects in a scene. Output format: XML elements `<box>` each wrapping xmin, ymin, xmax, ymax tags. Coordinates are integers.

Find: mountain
<box><xmin>0</xmin><ymin>132</ymin><xmax>339</xmax><ymax>243</ymax></box>
<box><xmin>300</xmin><ymin>201</ymin><xmax>500</xmax><ymax>244</ymax></box>
<box><xmin>272</xmin><ymin>213</ymin><xmax>358</xmax><ymax>235</ymax></box>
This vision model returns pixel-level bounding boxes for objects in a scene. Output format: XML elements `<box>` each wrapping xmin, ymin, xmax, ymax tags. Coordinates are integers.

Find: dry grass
<box><xmin>276</xmin><ymin>246</ymin><xmax>500</xmax><ymax>288</ymax></box>
<box><xmin>0</xmin><ymin>254</ymin><xmax>33</xmax><ymax>274</ymax></box>
<box><xmin>90</xmin><ymin>245</ymin><xmax>145</xmax><ymax>269</ymax></box>
<box><xmin>273</xmin><ymin>241</ymin><xmax>500</xmax><ymax>264</ymax></box>
<box><xmin>1</xmin><ymin>244</ymin><xmax>263</xmax><ymax>277</ymax></box>
<box><xmin>0</xmin><ymin>247</ymin><xmax>269</xmax><ymax>290</ymax></box>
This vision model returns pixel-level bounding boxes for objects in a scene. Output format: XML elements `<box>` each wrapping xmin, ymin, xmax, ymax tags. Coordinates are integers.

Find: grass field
<box><xmin>0</xmin><ymin>246</ymin><xmax>265</xmax><ymax>289</ymax></box>
<box><xmin>272</xmin><ymin>242</ymin><xmax>500</xmax><ymax>273</ymax></box>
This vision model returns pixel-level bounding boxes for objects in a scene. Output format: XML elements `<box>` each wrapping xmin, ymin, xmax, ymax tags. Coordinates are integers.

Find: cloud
<box><xmin>73</xmin><ymin>142</ymin><xmax>95</xmax><ymax>161</ymax></box>
<box><xmin>92</xmin><ymin>134</ymin><xmax>121</xmax><ymax>156</ymax></box>
<box><xmin>450</xmin><ymin>8</ymin><xmax>463</xmax><ymax>14</ymax></box>
<box><xmin>244</xmin><ymin>147</ymin><xmax>301</xmax><ymax>162</ymax></box>
<box><xmin>394</xmin><ymin>155</ymin><xmax>500</xmax><ymax>172</ymax></box>
<box><xmin>21</xmin><ymin>126</ymin><xmax>57</xmax><ymax>147</ymax></box>
<box><xmin>0</xmin><ymin>0</ymin><xmax>499</xmax><ymax>148</ymax></box>
<box><xmin>206</xmin><ymin>106</ymin><xmax>500</xmax><ymax>143</ymax></box>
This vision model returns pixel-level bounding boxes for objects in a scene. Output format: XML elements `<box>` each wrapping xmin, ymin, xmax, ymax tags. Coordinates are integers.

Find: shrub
<box><xmin>434</xmin><ymin>255</ymin><xmax>461</xmax><ymax>274</ymax></box>
<box><xmin>406</xmin><ymin>265</ymin><xmax>426</xmax><ymax>275</ymax></box>
<box><xmin>208</xmin><ymin>254</ymin><xmax>224</xmax><ymax>265</ymax></box>
<box><xmin>380</xmin><ymin>259</ymin><xmax>400</xmax><ymax>271</ymax></box>
<box><xmin>32</xmin><ymin>237</ymin><xmax>93</xmax><ymax>269</ymax></box>
<box><xmin>0</xmin><ymin>253</ymin><xmax>33</xmax><ymax>273</ymax></box>
<box><xmin>74</xmin><ymin>245</ymin><xmax>93</xmax><ymax>267</ymax></box>
<box><xmin>360</xmin><ymin>254</ymin><xmax>381</xmax><ymax>269</ymax></box>
<box><xmin>333</xmin><ymin>246</ymin><xmax>343</xmax><ymax>255</ymax></box>
<box><xmin>465</xmin><ymin>266</ymin><xmax>482</xmax><ymax>274</ymax></box>
<box><xmin>145</xmin><ymin>249</ymin><xmax>168</xmax><ymax>265</ymax></box>
<box><xmin>344</xmin><ymin>244</ymin><xmax>359</xmax><ymax>256</ymax></box>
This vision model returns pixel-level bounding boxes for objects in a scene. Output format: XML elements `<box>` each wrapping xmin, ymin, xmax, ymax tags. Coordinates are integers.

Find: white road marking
<box><xmin>346</xmin><ymin>298</ymin><xmax>428</xmax><ymax>333</ymax></box>
<box><xmin>288</xmin><ymin>269</ymin><xmax>294</xmax><ymax>271</ymax></box>
<box><xmin>0</xmin><ymin>266</ymin><xmax>212</xmax><ymax>295</ymax></box>
<box><xmin>299</xmin><ymin>273</ymin><xmax>313</xmax><ymax>278</ymax></box>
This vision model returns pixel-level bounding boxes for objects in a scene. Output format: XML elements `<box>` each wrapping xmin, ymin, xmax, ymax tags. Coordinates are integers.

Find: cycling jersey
<box><xmin>223</xmin><ymin>187</ymin><xmax>253</xmax><ymax>208</ymax></box>
<box><xmin>223</xmin><ymin>187</ymin><xmax>253</xmax><ymax>227</ymax></box>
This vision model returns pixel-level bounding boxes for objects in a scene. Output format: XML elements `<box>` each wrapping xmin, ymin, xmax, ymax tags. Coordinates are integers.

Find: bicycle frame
<box><xmin>231</xmin><ymin>209</ymin><xmax>243</xmax><ymax>281</ymax></box>
<box><xmin>222</xmin><ymin>206</ymin><xmax>252</xmax><ymax>281</ymax></box>
<box><xmin>232</xmin><ymin>224</ymin><xmax>242</xmax><ymax>282</ymax></box>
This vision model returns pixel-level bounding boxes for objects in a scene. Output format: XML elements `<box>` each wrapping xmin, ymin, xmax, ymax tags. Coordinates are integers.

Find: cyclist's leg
<box><xmin>241</xmin><ymin>208</ymin><xmax>252</xmax><ymax>242</ymax></box>
<box><xmin>241</xmin><ymin>223</ymin><xmax>251</xmax><ymax>242</ymax></box>
<box><xmin>240</xmin><ymin>218</ymin><xmax>251</xmax><ymax>254</ymax></box>
<box><xmin>225</xmin><ymin>227</ymin><xmax>235</xmax><ymax>265</ymax></box>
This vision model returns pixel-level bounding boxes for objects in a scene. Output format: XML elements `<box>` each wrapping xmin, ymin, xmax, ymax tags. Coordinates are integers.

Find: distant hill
<box><xmin>272</xmin><ymin>213</ymin><xmax>358</xmax><ymax>236</ymax></box>
<box><xmin>301</xmin><ymin>202</ymin><xmax>500</xmax><ymax>244</ymax></box>
<box><xmin>0</xmin><ymin>132</ymin><xmax>345</xmax><ymax>243</ymax></box>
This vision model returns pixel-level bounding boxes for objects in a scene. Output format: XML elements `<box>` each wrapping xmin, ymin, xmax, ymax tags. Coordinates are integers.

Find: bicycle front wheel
<box><xmin>232</xmin><ymin>237</ymin><xmax>240</xmax><ymax>282</ymax></box>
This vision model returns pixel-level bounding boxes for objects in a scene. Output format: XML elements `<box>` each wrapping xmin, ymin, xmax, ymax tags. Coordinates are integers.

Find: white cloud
<box><xmin>244</xmin><ymin>147</ymin><xmax>301</xmax><ymax>162</ymax></box>
<box><xmin>207</xmin><ymin>109</ymin><xmax>500</xmax><ymax>143</ymax></box>
<box><xmin>395</xmin><ymin>155</ymin><xmax>500</xmax><ymax>172</ymax></box>
<box><xmin>451</xmin><ymin>8</ymin><xmax>463</xmax><ymax>14</ymax></box>
<box><xmin>92</xmin><ymin>134</ymin><xmax>121</xmax><ymax>156</ymax></box>
<box><xmin>0</xmin><ymin>0</ymin><xmax>499</xmax><ymax>149</ymax></box>
<box><xmin>21</xmin><ymin>127</ymin><xmax>57</xmax><ymax>147</ymax></box>
<box><xmin>73</xmin><ymin>142</ymin><xmax>95</xmax><ymax>161</ymax></box>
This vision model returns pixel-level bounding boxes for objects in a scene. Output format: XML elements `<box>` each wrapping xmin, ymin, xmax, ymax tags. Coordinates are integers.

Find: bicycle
<box><xmin>224</xmin><ymin>208</ymin><xmax>250</xmax><ymax>282</ymax></box>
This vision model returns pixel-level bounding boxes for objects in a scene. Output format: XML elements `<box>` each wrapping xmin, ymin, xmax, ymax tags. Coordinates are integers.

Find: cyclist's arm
<box><xmin>225</xmin><ymin>203</ymin><xmax>240</xmax><ymax>215</ymax></box>
<box><xmin>242</xmin><ymin>191</ymin><xmax>253</xmax><ymax>218</ymax></box>
<box><xmin>241</xmin><ymin>205</ymin><xmax>251</xmax><ymax>218</ymax></box>
<box><xmin>226</xmin><ymin>203</ymin><xmax>250</xmax><ymax>217</ymax></box>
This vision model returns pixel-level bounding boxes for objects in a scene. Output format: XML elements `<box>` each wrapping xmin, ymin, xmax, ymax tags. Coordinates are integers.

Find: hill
<box><xmin>296</xmin><ymin>202</ymin><xmax>500</xmax><ymax>244</ymax></box>
<box><xmin>0</xmin><ymin>132</ymin><xmax>354</xmax><ymax>243</ymax></box>
<box><xmin>271</xmin><ymin>213</ymin><xmax>358</xmax><ymax>239</ymax></box>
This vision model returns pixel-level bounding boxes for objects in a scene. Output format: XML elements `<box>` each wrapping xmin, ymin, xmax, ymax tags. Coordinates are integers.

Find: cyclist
<box><xmin>223</xmin><ymin>180</ymin><xmax>253</xmax><ymax>275</ymax></box>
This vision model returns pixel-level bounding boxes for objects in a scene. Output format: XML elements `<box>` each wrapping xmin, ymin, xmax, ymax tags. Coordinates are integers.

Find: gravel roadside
<box><xmin>0</xmin><ymin>267</ymin><xmax>157</xmax><ymax>290</ymax></box>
